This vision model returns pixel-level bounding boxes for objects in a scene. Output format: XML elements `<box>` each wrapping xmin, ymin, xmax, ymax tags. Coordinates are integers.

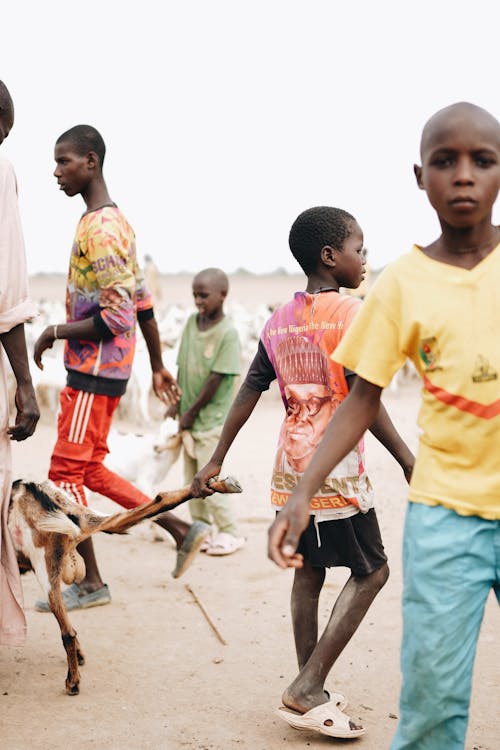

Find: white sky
<box><xmin>2</xmin><ymin>1</ymin><xmax>499</xmax><ymax>275</ymax></box>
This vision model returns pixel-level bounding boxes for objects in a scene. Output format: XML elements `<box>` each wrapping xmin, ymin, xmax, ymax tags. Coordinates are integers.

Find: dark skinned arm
<box><xmin>138</xmin><ymin>315</ymin><xmax>180</xmax><ymax>406</ymax></box>
<box><xmin>178</xmin><ymin>371</ymin><xmax>225</xmax><ymax>430</ymax></box>
<box><xmin>34</xmin><ymin>314</ymin><xmax>180</xmax><ymax>406</ymax></box>
<box><xmin>347</xmin><ymin>373</ymin><xmax>414</xmax><ymax>483</ymax></box>
<box><xmin>33</xmin><ymin>318</ymin><xmax>100</xmax><ymax>370</ymax></box>
<box><xmin>267</xmin><ymin>377</ymin><xmax>384</xmax><ymax>568</ymax></box>
<box><xmin>1</xmin><ymin>323</ymin><xmax>40</xmax><ymax>440</ymax></box>
<box><xmin>368</xmin><ymin>401</ymin><xmax>414</xmax><ymax>482</ymax></box>
<box><xmin>190</xmin><ymin>382</ymin><xmax>262</xmax><ymax>496</ymax></box>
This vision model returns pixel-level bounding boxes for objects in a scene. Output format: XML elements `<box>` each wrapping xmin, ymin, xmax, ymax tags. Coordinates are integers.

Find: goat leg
<box><xmin>152</xmin><ymin>476</ymin><xmax>242</xmax><ymax>514</ymax></box>
<box><xmin>96</xmin><ymin>476</ymin><xmax>242</xmax><ymax>535</ymax></box>
<box><xmin>44</xmin><ymin>538</ymin><xmax>82</xmax><ymax>695</ymax></box>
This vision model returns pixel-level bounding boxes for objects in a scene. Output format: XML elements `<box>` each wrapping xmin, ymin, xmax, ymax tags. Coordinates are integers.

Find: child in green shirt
<box><xmin>170</xmin><ymin>268</ymin><xmax>244</xmax><ymax>558</ymax></box>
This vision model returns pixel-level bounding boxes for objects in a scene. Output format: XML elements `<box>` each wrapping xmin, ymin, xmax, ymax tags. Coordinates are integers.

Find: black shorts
<box><xmin>295</xmin><ymin>509</ymin><xmax>387</xmax><ymax>576</ymax></box>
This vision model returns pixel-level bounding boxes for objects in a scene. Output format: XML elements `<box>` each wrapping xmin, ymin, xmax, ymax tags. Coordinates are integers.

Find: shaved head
<box><xmin>420</xmin><ymin>102</ymin><xmax>500</xmax><ymax>159</ymax></box>
<box><xmin>193</xmin><ymin>267</ymin><xmax>229</xmax><ymax>294</ymax></box>
<box><xmin>414</xmin><ymin>100</ymin><xmax>500</xmax><ymax>234</ymax></box>
<box><xmin>0</xmin><ymin>80</ymin><xmax>13</xmax><ymax>113</ymax></box>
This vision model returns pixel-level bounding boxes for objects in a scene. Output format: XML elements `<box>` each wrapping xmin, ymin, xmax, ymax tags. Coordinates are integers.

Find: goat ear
<box><xmin>9</xmin><ymin>480</ymin><xmax>21</xmax><ymax>508</ymax></box>
<box><xmin>11</xmin><ymin>478</ymin><xmax>23</xmax><ymax>492</ymax></box>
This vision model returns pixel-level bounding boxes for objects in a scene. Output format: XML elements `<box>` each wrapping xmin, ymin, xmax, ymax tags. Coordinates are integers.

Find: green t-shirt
<box><xmin>177</xmin><ymin>313</ymin><xmax>241</xmax><ymax>433</ymax></box>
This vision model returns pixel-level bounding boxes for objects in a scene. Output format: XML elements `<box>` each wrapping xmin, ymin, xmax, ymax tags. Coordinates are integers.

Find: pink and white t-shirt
<box><xmin>245</xmin><ymin>290</ymin><xmax>374</xmax><ymax>522</ymax></box>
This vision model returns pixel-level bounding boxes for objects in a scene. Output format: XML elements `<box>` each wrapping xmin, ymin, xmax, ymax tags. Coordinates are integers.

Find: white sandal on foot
<box><xmin>205</xmin><ymin>532</ymin><xmax>245</xmax><ymax>556</ymax></box>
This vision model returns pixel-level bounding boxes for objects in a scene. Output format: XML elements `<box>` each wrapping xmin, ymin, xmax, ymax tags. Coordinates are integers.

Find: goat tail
<box><xmin>36</xmin><ymin>512</ymin><xmax>81</xmax><ymax>539</ymax></box>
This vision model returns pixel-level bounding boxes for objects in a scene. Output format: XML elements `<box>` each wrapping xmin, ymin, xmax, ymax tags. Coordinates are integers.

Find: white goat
<box><xmin>103</xmin><ymin>417</ymin><xmax>187</xmax><ymax>498</ymax></box>
<box><xmin>9</xmin><ymin>476</ymin><xmax>241</xmax><ymax>695</ymax></box>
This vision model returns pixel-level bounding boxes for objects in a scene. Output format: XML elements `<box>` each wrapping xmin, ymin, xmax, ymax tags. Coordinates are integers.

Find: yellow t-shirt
<box><xmin>333</xmin><ymin>244</ymin><xmax>500</xmax><ymax>520</ymax></box>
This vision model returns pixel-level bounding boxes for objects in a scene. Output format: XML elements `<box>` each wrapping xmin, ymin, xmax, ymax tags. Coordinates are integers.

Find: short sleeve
<box><xmin>244</xmin><ymin>339</ymin><xmax>276</xmax><ymax>391</ymax></box>
<box><xmin>332</xmin><ymin>267</ymin><xmax>408</xmax><ymax>388</ymax></box>
<box><xmin>211</xmin><ymin>326</ymin><xmax>241</xmax><ymax>376</ymax></box>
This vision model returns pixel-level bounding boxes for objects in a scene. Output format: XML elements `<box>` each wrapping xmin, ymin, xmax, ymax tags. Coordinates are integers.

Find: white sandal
<box><xmin>206</xmin><ymin>532</ymin><xmax>245</xmax><ymax>556</ymax></box>
<box><xmin>276</xmin><ymin>697</ymin><xmax>365</xmax><ymax>739</ymax></box>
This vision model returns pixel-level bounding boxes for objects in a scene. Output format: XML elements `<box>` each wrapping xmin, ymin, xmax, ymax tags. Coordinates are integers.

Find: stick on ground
<box><xmin>185</xmin><ymin>583</ymin><xmax>227</xmax><ymax>646</ymax></box>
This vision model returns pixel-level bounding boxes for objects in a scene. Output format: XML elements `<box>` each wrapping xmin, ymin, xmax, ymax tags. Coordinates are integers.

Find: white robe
<box><xmin>0</xmin><ymin>159</ymin><xmax>37</xmax><ymax>646</ymax></box>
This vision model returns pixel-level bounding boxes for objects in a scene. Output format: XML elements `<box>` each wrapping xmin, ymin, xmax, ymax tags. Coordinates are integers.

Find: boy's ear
<box><xmin>86</xmin><ymin>150</ymin><xmax>99</xmax><ymax>170</ymax></box>
<box><xmin>414</xmin><ymin>164</ymin><xmax>425</xmax><ymax>190</ymax></box>
<box><xmin>321</xmin><ymin>245</ymin><xmax>336</xmax><ymax>267</ymax></box>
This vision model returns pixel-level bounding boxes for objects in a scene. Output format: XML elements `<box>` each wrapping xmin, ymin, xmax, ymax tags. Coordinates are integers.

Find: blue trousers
<box><xmin>390</xmin><ymin>502</ymin><xmax>500</xmax><ymax>750</ymax></box>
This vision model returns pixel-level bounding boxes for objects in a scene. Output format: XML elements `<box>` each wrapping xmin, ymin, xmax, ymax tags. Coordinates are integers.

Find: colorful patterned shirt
<box><xmin>246</xmin><ymin>290</ymin><xmax>374</xmax><ymax>521</ymax></box>
<box><xmin>64</xmin><ymin>205</ymin><xmax>152</xmax><ymax>396</ymax></box>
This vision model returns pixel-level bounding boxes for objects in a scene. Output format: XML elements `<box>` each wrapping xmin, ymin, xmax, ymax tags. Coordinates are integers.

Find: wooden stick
<box><xmin>185</xmin><ymin>583</ymin><xmax>227</xmax><ymax>646</ymax></box>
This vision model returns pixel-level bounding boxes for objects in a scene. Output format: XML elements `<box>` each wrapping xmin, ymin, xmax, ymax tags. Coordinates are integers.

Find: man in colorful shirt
<box><xmin>33</xmin><ymin>125</ymin><xmax>209</xmax><ymax>611</ymax></box>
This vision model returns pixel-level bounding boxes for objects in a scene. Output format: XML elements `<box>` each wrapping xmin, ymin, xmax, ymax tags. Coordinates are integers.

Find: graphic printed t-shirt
<box><xmin>176</xmin><ymin>314</ymin><xmax>241</xmax><ymax>433</ymax></box>
<box><xmin>64</xmin><ymin>205</ymin><xmax>152</xmax><ymax>396</ymax></box>
<box><xmin>246</xmin><ymin>291</ymin><xmax>374</xmax><ymax>521</ymax></box>
<box><xmin>333</xmin><ymin>245</ymin><xmax>500</xmax><ymax>520</ymax></box>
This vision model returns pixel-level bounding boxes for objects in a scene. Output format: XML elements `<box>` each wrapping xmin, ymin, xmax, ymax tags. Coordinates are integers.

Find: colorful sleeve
<box><xmin>342</xmin><ymin>296</ymin><xmax>362</xmax><ymax>329</ymax></box>
<box><xmin>338</xmin><ymin>298</ymin><xmax>361</xmax><ymax>377</ymax></box>
<box><xmin>134</xmin><ymin>255</ymin><xmax>153</xmax><ymax>316</ymax></box>
<box><xmin>211</xmin><ymin>326</ymin><xmax>241</xmax><ymax>376</ymax></box>
<box><xmin>332</xmin><ymin>267</ymin><xmax>407</xmax><ymax>388</ymax></box>
<box><xmin>86</xmin><ymin>214</ymin><xmax>136</xmax><ymax>336</ymax></box>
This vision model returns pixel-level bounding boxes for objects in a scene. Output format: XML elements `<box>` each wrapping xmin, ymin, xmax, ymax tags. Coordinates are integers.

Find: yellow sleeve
<box><xmin>332</xmin><ymin>265</ymin><xmax>408</xmax><ymax>388</ymax></box>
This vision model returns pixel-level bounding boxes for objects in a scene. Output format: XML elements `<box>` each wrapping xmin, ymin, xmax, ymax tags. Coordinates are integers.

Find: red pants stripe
<box><xmin>49</xmin><ymin>386</ymin><xmax>150</xmax><ymax>509</ymax></box>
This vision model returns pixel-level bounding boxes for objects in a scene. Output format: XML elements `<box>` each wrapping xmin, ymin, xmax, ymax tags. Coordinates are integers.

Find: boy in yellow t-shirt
<box><xmin>268</xmin><ymin>102</ymin><xmax>500</xmax><ymax>750</ymax></box>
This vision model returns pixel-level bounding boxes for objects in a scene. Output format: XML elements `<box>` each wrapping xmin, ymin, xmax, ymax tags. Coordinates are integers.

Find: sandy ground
<box><xmin>1</xmin><ymin>274</ymin><xmax>498</xmax><ymax>750</ymax></box>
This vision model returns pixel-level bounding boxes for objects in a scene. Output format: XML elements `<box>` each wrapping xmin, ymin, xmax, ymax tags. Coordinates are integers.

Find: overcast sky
<box><xmin>2</xmin><ymin>1</ymin><xmax>499</xmax><ymax>276</ymax></box>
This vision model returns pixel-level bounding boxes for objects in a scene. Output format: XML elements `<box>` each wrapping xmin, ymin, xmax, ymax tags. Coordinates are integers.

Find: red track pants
<box><xmin>49</xmin><ymin>386</ymin><xmax>150</xmax><ymax>508</ymax></box>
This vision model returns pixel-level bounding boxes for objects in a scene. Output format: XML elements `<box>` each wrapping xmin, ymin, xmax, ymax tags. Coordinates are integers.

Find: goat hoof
<box><xmin>65</xmin><ymin>682</ymin><xmax>80</xmax><ymax>696</ymax></box>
